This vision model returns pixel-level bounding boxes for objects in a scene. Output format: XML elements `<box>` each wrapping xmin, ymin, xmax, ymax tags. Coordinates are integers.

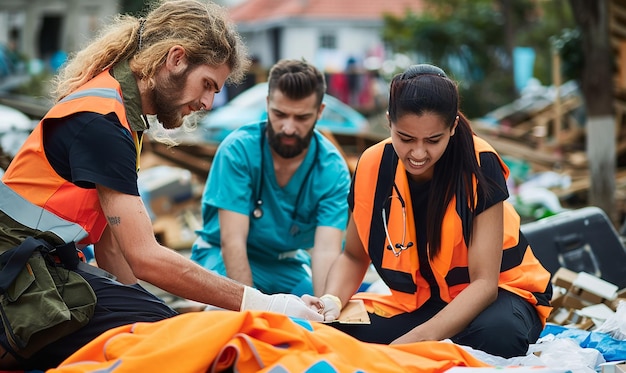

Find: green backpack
<box><xmin>0</xmin><ymin>237</ymin><xmax>97</xmax><ymax>359</ymax></box>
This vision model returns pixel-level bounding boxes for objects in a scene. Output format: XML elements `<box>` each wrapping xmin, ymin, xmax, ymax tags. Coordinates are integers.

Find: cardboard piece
<box><xmin>552</xmin><ymin>267</ymin><xmax>578</xmax><ymax>290</ymax></box>
<box><xmin>601</xmin><ymin>361</ymin><xmax>626</xmax><ymax>373</ymax></box>
<box><xmin>573</xmin><ymin>272</ymin><xmax>618</xmax><ymax>301</ymax></box>
<box><xmin>139</xmin><ymin>165</ymin><xmax>194</xmax><ymax>219</ymax></box>
<box><xmin>152</xmin><ymin>213</ymin><xmax>198</xmax><ymax>250</ymax></box>
<box><xmin>325</xmin><ymin>299</ymin><xmax>371</xmax><ymax>324</ymax></box>
<box><xmin>576</xmin><ymin>303</ymin><xmax>615</xmax><ymax>322</ymax></box>
<box><xmin>547</xmin><ymin>266</ymin><xmax>622</xmax><ymax>329</ymax></box>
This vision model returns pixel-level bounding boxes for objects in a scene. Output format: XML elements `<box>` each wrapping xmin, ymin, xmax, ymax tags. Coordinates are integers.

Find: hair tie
<box><xmin>401</xmin><ymin>64</ymin><xmax>447</xmax><ymax>79</ymax></box>
<box><xmin>138</xmin><ymin>18</ymin><xmax>146</xmax><ymax>50</ymax></box>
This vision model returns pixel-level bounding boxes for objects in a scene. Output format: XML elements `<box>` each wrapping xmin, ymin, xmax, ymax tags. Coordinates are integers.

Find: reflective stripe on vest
<box><xmin>0</xmin><ymin>182</ymin><xmax>88</xmax><ymax>243</ymax></box>
<box><xmin>59</xmin><ymin>87</ymin><xmax>123</xmax><ymax>104</ymax></box>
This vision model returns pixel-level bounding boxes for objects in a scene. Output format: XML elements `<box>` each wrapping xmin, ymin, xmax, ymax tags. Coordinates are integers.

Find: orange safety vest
<box><xmin>1</xmin><ymin>70</ymin><xmax>140</xmax><ymax>245</ymax></box>
<box><xmin>352</xmin><ymin>136</ymin><xmax>552</xmax><ymax>324</ymax></box>
<box><xmin>48</xmin><ymin>311</ymin><xmax>491</xmax><ymax>373</ymax></box>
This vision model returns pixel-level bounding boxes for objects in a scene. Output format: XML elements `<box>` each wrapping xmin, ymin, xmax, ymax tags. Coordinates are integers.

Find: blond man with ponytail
<box><xmin>0</xmin><ymin>1</ymin><xmax>323</xmax><ymax>370</ymax></box>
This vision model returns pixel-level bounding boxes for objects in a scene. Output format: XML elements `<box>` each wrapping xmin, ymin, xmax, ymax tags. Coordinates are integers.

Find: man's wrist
<box><xmin>240</xmin><ymin>285</ymin><xmax>267</xmax><ymax>311</ymax></box>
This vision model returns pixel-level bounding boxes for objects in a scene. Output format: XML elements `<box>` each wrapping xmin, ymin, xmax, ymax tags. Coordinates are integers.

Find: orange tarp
<box><xmin>48</xmin><ymin>310</ymin><xmax>490</xmax><ymax>373</ymax></box>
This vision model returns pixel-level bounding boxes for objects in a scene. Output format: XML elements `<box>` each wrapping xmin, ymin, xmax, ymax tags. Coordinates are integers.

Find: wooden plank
<box><xmin>473</xmin><ymin>95</ymin><xmax>582</xmax><ymax>145</ymax></box>
<box><xmin>145</xmin><ymin>141</ymin><xmax>213</xmax><ymax>179</ymax></box>
<box><xmin>0</xmin><ymin>94</ymin><xmax>51</xmax><ymax>119</ymax></box>
<box><xmin>553</xmin><ymin>169</ymin><xmax>626</xmax><ymax>198</ymax></box>
<box><xmin>472</xmin><ymin>130</ymin><xmax>568</xmax><ymax>168</ymax></box>
<box><xmin>618</xmin><ymin>41</ymin><xmax>626</xmax><ymax>90</ymax></box>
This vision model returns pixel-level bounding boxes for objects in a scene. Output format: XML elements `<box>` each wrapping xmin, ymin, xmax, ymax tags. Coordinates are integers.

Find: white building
<box><xmin>227</xmin><ymin>0</ymin><xmax>423</xmax><ymax>72</ymax></box>
<box><xmin>0</xmin><ymin>0</ymin><xmax>120</xmax><ymax>65</ymax></box>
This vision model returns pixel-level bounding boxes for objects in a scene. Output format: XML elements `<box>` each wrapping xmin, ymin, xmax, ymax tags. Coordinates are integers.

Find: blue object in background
<box><xmin>49</xmin><ymin>50</ymin><xmax>68</xmax><ymax>73</ymax></box>
<box><xmin>199</xmin><ymin>82</ymin><xmax>370</xmax><ymax>144</ymax></box>
<box><xmin>541</xmin><ymin>324</ymin><xmax>626</xmax><ymax>362</ymax></box>
<box><xmin>81</xmin><ymin>245</ymin><xmax>95</xmax><ymax>263</ymax></box>
<box><xmin>0</xmin><ymin>45</ymin><xmax>14</xmax><ymax>77</ymax></box>
<box><xmin>513</xmin><ymin>46</ymin><xmax>536</xmax><ymax>93</ymax></box>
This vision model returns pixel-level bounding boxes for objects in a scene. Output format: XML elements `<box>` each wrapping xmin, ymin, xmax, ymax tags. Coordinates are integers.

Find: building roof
<box><xmin>228</xmin><ymin>0</ymin><xmax>423</xmax><ymax>23</ymax></box>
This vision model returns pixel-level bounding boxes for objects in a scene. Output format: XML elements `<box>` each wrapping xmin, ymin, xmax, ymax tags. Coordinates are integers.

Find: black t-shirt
<box><xmin>474</xmin><ymin>152</ymin><xmax>510</xmax><ymax>215</ymax></box>
<box><xmin>408</xmin><ymin>152</ymin><xmax>509</xmax><ymax>246</ymax></box>
<box><xmin>43</xmin><ymin>111</ymin><xmax>140</xmax><ymax>196</ymax></box>
<box><xmin>407</xmin><ymin>151</ymin><xmax>509</xmax><ymax>294</ymax></box>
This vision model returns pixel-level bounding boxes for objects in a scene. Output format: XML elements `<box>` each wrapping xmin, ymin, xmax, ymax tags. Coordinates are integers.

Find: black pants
<box><xmin>1</xmin><ymin>267</ymin><xmax>179</xmax><ymax>371</ymax></box>
<box><xmin>331</xmin><ymin>288</ymin><xmax>543</xmax><ymax>358</ymax></box>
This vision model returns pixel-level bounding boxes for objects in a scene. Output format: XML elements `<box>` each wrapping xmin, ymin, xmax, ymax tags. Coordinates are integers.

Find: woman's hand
<box><xmin>301</xmin><ymin>294</ymin><xmax>342</xmax><ymax>322</ymax></box>
<box><xmin>390</xmin><ymin>332</ymin><xmax>418</xmax><ymax>345</ymax></box>
<box><xmin>390</xmin><ymin>327</ymin><xmax>430</xmax><ymax>345</ymax></box>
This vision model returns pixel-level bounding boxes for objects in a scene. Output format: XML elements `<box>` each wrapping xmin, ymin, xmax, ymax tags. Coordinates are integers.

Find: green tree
<box><xmin>120</xmin><ymin>0</ymin><xmax>151</xmax><ymax>16</ymax></box>
<box><xmin>381</xmin><ymin>0</ymin><xmax>575</xmax><ymax>118</ymax></box>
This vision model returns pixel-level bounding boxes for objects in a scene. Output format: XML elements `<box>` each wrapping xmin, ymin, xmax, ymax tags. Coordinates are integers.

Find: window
<box><xmin>319</xmin><ymin>33</ymin><xmax>337</xmax><ymax>50</ymax></box>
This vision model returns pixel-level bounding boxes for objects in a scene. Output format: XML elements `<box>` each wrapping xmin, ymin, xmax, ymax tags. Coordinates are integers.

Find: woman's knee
<box><xmin>452</xmin><ymin>291</ymin><xmax>542</xmax><ymax>358</ymax></box>
<box><xmin>453</xmin><ymin>315</ymin><xmax>534</xmax><ymax>357</ymax></box>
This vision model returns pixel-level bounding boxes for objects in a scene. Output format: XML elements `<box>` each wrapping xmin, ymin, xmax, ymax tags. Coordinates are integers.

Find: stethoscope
<box><xmin>252</xmin><ymin>126</ymin><xmax>319</xmax><ymax>234</ymax></box>
<box><xmin>381</xmin><ymin>180</ymin><xmax>414</xmax><ymax>257</ymax></box>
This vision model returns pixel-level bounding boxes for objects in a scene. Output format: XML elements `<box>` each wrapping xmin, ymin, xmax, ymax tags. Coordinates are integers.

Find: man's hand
<box><xmin>240</xmin><ymin>286</ymin><xmax>324</xmax><ymax>321</ymax></box>
<box><xmin>301</xmin><ymin>294</ymin><xmax>342</xmax><ymax>322</ymax></box>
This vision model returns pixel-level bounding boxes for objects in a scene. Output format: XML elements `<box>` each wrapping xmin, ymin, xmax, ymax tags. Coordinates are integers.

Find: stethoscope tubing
<box><xmin>253</xmin><ymin>124</ymin><xmax>319</xmax><ymax>221</ymax></box>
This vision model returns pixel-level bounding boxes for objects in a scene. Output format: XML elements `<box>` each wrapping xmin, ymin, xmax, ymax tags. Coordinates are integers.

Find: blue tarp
<box><xmin>199</xmin><ymin>82</ymin><xmax>370</xmax><ymax>144</ymax></box>
<box><xmin>541</xmin><ymin>324</ymin><xmax>626</xmax><ymax>362</ymax></box>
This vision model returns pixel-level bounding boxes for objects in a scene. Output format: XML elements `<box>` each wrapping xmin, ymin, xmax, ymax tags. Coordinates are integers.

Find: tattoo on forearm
<box><xmin>107</xmin><ymin>216</ymin><xmax>121</xmax><ymax>226</ymax></box>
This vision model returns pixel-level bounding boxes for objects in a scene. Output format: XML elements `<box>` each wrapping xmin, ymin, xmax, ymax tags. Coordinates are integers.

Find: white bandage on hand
<box><xmin>319</xmin><ymin>294</ymin><xmax>342</xmax><ymax>322</ymax></box>
<box><xmin>240</xmin><ymin>286</ymin><xmax>324</xmax><ymax>321</ymax></box>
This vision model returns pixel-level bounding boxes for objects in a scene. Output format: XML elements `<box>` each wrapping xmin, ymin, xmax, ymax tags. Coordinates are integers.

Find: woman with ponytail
<box><xmin>304</xmin><ymin>64</ymin><xmax>552</xmax><ymax>358</ymax></box>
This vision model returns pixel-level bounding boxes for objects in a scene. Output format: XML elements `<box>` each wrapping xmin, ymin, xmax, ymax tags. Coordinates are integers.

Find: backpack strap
<box><xmin>52</xmin><ymin>241</ymin><xmax>80</xmax><ymax>270</ymax></box>
<box><xmin>0</xmin><ymin>237</ymin><xmax>52</xmax><ymax>294</ymax></box>
<box><xmin>0</xmin><ymin>238</ymin><xmax>116</xmax><ymax>293</ymax></box>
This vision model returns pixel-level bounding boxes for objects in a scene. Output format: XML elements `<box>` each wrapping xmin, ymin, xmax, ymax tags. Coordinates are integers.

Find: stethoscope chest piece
<box><xmin>252</xmin><ymin>125</ymin><xmax>318</xmax><ymax>224</ymax></box>
<box><xmin>253</xmin><ymin>200</ymin><xmax>263</xmax><ymax>219</ymax></box>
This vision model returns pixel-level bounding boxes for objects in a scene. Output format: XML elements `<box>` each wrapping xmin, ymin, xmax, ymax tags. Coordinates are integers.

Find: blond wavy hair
<box><xmin>52</xmin><ymin>0</ymin><xmax>249</xmax><ymax>102</ymax></box>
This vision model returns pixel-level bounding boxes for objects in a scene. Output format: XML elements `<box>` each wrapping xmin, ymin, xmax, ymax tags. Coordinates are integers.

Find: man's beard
<box><xmin>151</xmin><ymin>67</ymin><xmax>191</xmax><ymax>129</ymax></box>
<box><xmin>267</xmin><ymin>119</ymin><xmax>315</xmax><ymax>158</ymax></box>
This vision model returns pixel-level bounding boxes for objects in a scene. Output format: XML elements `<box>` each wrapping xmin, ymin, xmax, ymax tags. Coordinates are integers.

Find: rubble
<box><xmin>549</xmin><ymin>267</ymin><xmax>625</xmax><ymax>330</ymax></box>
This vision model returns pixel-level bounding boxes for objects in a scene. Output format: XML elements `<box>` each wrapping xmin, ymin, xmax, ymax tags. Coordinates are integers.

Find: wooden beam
<box><xmin>618</xmin><ymin>41</ymin><xmax>626</xmax><ymax>91</ymax></box>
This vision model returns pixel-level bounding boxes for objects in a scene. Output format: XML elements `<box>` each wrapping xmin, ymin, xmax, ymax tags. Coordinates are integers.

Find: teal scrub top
<box><xmin>194</xmin><ymin>121</ymin><xmax>350</xmax><ymax>261</ymax></box>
